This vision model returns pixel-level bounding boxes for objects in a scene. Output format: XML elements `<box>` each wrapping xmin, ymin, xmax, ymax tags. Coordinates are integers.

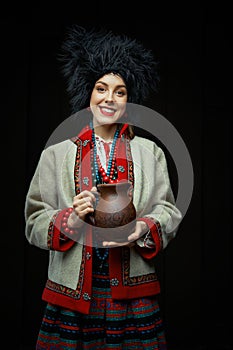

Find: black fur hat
<box><xmin>59</xmin><ymin>25</ymin><xmax>159</xmax><ymax>113</ymax></box>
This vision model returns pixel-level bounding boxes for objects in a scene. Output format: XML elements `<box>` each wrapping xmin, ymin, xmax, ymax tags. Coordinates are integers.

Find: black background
<box><xmin>1</xmin><ymin>2</ymin><xmax>232</xmax><ymax>349</ymax></box>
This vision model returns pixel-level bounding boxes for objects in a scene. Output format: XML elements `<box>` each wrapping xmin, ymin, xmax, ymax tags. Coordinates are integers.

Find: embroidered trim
<box><xmin>73</xmin><ymin>138</ymin><xmax>82</xmax><ymax>195</ymax></box>
<box><xmin>45</xmin><ymin>244</ymin><xmax>87</xmax><ymax>299</ymax></box>
<box><xmin>122</xmin><ymin>248</ymin><xmax>158</xmax><ymax>286</ymax></box>
<box><xmin>155</xmin><ymin>220</ymin><xmax>163</xmax><ymax>249</ymax></box>
<box><xmin>45</xmin><ymin>279</ymin><xmax>81</xmax><ymax>299</ymax></box>
<box><xmin>48</xmin><ymin>211</ymin><xmax>60</xmax><ymax>248</ymax></box>
<box><xmin>126</xmin><ymin>136</ymin><xmax>134</xmax><ymax>187</ymax></box>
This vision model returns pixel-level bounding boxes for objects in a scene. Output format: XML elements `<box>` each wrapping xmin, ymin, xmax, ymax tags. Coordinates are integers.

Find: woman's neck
<box><xmin>93</xmin><ymin>123</ymin><xmax>118</xmax><ymax>142</ymax></box>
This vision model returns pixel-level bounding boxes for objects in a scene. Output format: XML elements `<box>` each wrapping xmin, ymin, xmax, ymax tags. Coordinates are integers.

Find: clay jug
<box><xmin>88</xmin><ymin>181</ymin><xmax>136</xmax><ymax>242</ymax></box>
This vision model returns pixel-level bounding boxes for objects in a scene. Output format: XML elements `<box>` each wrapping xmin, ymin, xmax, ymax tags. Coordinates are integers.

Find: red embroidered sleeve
<box><xmin>135</xmin><ymin>217</ymin><xmax>163</xmax><ymax>259</ymax></box>
<box><xmin>48</xmin><ymin>209</ymin><xmax>79</xmax><ymax>251</ymax></box>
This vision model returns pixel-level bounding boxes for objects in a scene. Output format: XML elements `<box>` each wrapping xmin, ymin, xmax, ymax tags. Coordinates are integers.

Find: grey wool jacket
<box><xmin>24</xmin><ymin>134</ymin><xmax>182</xmax><ymax>311</ymax></box>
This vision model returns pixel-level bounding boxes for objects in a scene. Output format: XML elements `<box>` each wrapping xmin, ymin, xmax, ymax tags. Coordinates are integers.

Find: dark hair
<box><xmin>58</xmin><ymin>24</ymin><xmax>159</xmax><ymax>113</ymax></box>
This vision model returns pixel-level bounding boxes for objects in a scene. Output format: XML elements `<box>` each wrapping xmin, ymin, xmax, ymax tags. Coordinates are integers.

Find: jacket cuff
<box><xmin>135</xmin><ymin>217</ymin><xmax>163</xmax><ymax>259</ymax></box>
<box><xmin>48</xmin><ymin>209</ymin><xmax>77</xmax><ymax>251</ymax></box>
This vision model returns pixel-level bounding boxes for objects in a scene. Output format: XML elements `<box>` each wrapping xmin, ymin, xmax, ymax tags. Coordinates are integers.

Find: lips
<box><xmin>99</xmin><ymin>106</ymin><xmax>116</xmax><ymax>116</ymax></box>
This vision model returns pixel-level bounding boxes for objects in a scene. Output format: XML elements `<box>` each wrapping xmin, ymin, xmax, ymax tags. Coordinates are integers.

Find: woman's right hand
<box><xmin>67</xmin><ymin>187</ymin><xmax>97</xmax><ymax>228</ymax></box>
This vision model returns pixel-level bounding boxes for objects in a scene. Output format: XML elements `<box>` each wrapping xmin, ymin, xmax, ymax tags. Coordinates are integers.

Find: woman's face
<box><xmin>90</xmin><ymin>73</ymin><xmax>128</xmax><ymax>127</ymax></box>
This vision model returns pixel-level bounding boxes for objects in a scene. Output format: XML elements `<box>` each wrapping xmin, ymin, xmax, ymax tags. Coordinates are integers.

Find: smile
<box><xmin>99</xmin><ymin>106</ymin><xmax>116</xmax><ymax>116</ymax></box>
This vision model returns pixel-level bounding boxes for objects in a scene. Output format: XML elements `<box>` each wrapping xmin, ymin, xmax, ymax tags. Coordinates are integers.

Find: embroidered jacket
<box><xmin>25</xmin><ymin>125</ymin><xmax>182</xmax><ymax>314</ymax></box>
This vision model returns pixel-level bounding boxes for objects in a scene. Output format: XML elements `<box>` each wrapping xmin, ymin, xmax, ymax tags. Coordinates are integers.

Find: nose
<box><xmin>105</xmin><ymin>91</ymin><xmax>114</xmax><ymax>103</ymax></box>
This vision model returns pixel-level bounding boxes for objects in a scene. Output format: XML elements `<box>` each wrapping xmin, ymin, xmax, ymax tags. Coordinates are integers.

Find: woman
<box><xmin>25</xmin><ymin>25</ymin><xmax>182</xmax><ymax>349</ymax></box>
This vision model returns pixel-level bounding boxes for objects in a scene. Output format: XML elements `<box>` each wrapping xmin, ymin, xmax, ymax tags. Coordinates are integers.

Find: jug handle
<box><xmin>87</xmin><ymin>213</ymin><xmax>95</xmax><ymax>226</ymax></box>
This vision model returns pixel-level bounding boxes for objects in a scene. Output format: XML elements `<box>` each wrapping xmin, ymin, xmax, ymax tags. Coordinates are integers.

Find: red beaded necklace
<box><xmin>91</xmin><ymin>124</ymin><xmax>120</xmax><ymax>185</ymax></box>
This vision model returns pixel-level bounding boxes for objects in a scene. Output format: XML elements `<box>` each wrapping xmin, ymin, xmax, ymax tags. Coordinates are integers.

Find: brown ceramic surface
<box><xmin>88</xmin><ymin>181</ymin><xmax>136</xmax><ymax>242</ymax></box>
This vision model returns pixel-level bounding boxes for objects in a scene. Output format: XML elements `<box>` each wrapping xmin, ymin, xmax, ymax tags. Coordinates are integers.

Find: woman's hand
<box><xmin>67</xmin><ymin>187</ymin><xmax>97</xmax><ymax>228</ymax></box>
<box><xmin>102</xmin><ymin>220</ymin><xmax>149</xmax><ymax>248</ymax></box>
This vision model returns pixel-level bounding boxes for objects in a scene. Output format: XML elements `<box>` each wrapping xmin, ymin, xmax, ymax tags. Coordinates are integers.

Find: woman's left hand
<box><xmin>102</xmin><ymin>220</ymin><xmax>149</xmax><ymax>248</ymax></box>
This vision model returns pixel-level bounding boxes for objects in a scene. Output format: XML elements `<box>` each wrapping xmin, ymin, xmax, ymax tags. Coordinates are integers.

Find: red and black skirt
<box><xmin>36</xmin><ymin>250</ymin><xmax>167</xmax><ymax>349</ymax></box>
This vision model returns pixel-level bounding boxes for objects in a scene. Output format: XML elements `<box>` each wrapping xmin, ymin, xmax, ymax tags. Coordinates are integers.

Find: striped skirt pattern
<box><xmin>36</xmin><ymin>258</ymin><xmax>167</xmax><ymax>349</ymax></box>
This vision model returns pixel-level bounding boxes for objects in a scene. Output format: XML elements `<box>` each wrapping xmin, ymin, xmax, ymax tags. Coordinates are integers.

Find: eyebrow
<box><xmin>95</xmin><ymin>81</ymin><xmax>127</xmax><ymax>89</ymax></box>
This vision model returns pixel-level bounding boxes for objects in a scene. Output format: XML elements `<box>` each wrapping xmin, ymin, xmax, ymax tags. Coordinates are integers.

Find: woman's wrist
<box><xmin>60</xmin><ymin>208</ymin><xmax>76</xmax><ymax>236</ymax></box>
<box><xmin>60</xmin><ymin>208</ymin><xmax>83</xmax><ymax>240</ymax></box>
<box><xmin>67</xmin><ymin>210</ymin><xmax>84</xmax><ymax>229</ymax></box>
